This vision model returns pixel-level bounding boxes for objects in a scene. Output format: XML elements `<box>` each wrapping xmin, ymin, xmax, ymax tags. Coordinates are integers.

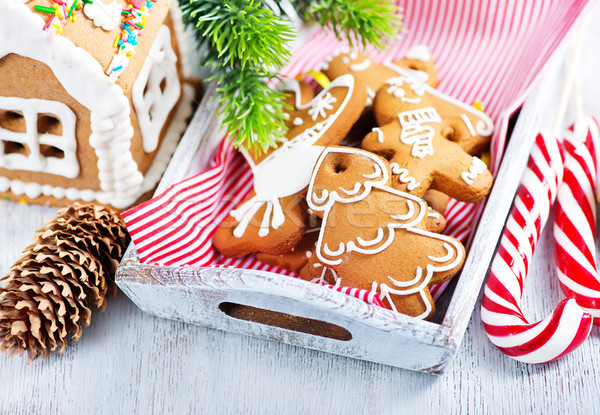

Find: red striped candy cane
<box><xmin>481</xmin><ymin>131</ymin><xmax>593</xmax><ymax>364</ymax></box>
<box><xmin>554</xmin><ymin>117</ymin><xmax>600</xmax><ymax>323</ymax></box>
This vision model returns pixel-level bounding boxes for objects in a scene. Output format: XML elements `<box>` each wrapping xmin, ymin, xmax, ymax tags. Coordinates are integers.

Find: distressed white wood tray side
<box><xmin>116</xmin><ymin>43</ymin><xmax>567</xmax><ymax>374</ymax></box>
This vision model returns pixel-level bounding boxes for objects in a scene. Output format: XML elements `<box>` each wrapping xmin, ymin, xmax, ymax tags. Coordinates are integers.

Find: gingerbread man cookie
<box><xmin>362</xmin><ymin>106</ymin><xmax>493</xmax><ymax>203</ymax></box>
<box><xmin>373</xmin><ymin>75</ymin><xmax>494</xmax><ymax>155</ymax></box>
<box><xmin>305</xmin><ymin>147</ymin><xmax>465</xmax><ymax>319</ymax></box>
<box><xmin>213</xmin><ymin>75</ymin><xmax>368</xmax><ymax>257</ymax></box>
<box><xmin>321</xmin><ymin>45</ymin><xmax>438</xmax><ymax>107</ymax></box>
<box><xmin>423</xmin><ymin>189</ymin><xmax>450</xmax><ymax>215</ymax></box>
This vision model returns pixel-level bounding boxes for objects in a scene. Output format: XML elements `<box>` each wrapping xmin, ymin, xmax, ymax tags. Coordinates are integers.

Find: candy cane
<box><xmin>554</xmin><ymin>117</ymin><xmax>600</xmax><ymax>323</ymax></box>
<box><xmin>481</xmin><ymin>131</ymin><xmax>593</xmax><ymax>364</ymax></box>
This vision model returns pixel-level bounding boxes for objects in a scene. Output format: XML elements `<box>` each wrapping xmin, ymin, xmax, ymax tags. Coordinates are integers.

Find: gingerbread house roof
<box><xmin>23</xmin><ymin>0</ymin><xmax>176</xmax><ymax>89</ymax></box>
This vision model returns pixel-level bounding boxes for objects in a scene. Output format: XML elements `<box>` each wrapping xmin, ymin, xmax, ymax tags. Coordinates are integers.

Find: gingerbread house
<box><xmin>0</xmin><ymin>0</ymin><xmax>193</xmax><ymax>209</ymax></box>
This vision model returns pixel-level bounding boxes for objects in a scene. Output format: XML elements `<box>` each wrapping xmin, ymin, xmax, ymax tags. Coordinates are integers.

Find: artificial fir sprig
<box><xmin>183</xmin><ymin>0</ymin><xmax>295</xmax><ymax>71</ymax></box>
<box><xmin>293</xmin><ymin>0</ymin><xmax>403</xmax><ymax>50</ymax></box>
<box><xmin>179</xmin><ymin>0</ymin><xmax>403</xmax><ymax>152</ymax></box>
<box><xmin>180</xmin><ymin>0</ymin><xmax>295</xmax><ymax>151</ymax></box>
<box><xmin>215</xmin><ymin>69</ymin><xmax>291</xmax><ymax>153</ymax></box>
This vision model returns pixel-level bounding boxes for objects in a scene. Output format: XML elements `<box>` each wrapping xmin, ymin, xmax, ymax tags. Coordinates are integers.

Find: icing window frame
<box><xmin>0</xmin><ymin>96</ymin><xmax>79</xmax><ymax>179</ymax></box>
<box><xmin>132</xmin><ymin>25</ymin><xmax>181</xmax><ymax>154</ymax></box>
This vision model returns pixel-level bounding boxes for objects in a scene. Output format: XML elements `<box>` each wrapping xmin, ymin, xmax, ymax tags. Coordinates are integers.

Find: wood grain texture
<box><xmin>3</xmin><ymin>7</ymin><xmax>600</xmax><ymax>415</ymax></box>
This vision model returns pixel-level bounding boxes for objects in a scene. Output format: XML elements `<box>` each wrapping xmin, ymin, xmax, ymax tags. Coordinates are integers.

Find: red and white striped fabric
<box><xmin>481</xmin><ymin>132</ymin><xmax>593</xmax><ymax>364</ymax></box>
<box><xmin>554</xmin><ymin>117</ymin><xmax>600</xmax><ymax>324</ymax></box>
<box><xmin>123</xmin><ymin>0</ymin><xmax>589</xmax><ymax>310</ymax></box>
<box><xmin>324</xmin><ymin>285</ymin><xmax>386</xmax><ymax>308</ymax></box>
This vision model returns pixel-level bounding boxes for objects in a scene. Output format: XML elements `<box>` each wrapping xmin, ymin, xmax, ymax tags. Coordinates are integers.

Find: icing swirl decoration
<box><xmin>83</xmin><ymin>0</ymin><xmax>123</xmax><ymax>31</ymax></box>
<box><xmin>307</xmin><ymin>92</ymin><xmax>337</xmax><ymax>121</ymax></box>
<box><xmin>307</xmin><ymin>147</ymin><xmax>464</xmax><ymax>319</ymax></box>
<box><xmin>398</xmin><ymin>107</ymin><xmax>441</xmax><ymax>159</ymax></box>
<box><xmin>390</xmin><ymin>163</ymin><xmax>420</xmax><ymax>191</ymax></box>
<box><xmin>461</xmin><ymin>156</ymin><xmax>487</xmax><ymax>185</ymax></box>
<box><xmin>386</xmin><ymin>76</ymin><xmax>426</xmax><ymax>103</ymax></box>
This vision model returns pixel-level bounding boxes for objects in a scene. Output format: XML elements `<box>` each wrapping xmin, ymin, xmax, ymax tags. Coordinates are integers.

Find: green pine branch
<box><xmin>295</xmin><ymin>0</ymin><xmax>403</xmax><ymax>49</ymax></box>
<box><xmin>179</xmin><ymin>0</ymin><xmax>403</xmax><ymax>153</ymax></box>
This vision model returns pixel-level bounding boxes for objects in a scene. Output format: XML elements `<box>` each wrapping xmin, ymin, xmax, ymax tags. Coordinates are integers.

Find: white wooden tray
<box><xmin>115</xmin><ymin>42</ymin><xmax>568</xmax><ymax>374</ymax></box>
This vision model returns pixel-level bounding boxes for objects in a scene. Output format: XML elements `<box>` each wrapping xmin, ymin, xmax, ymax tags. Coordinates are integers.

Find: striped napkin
<box><xmin>122</xmin><ymin>0</ymin><xmax>589</xmax><ymax>309</ymax></box>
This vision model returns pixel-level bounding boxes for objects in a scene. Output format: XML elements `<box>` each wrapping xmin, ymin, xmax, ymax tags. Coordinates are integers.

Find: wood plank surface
<box><xmin>2</xmin><ymin>6</ymin><xmax>600</xmax><ymax>415</ymax></box>
<box><xmin>1</xmin><ymin>201</ymin><xmax>599</xmax><ymax>415</ymax></box>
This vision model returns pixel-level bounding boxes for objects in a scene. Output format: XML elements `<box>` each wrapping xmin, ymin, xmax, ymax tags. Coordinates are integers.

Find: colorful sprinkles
<box><xmin>34</xmin><ymin>0</ymin><xmax>157</xmax><ymax>82</ymax></box>
<box><xmin>107</xmin><ymin>0</ymin><xmax>158</xmax><ymax>81</ymax></box>
<box><xmin>35</xmin><ymin>0</ymin><xmax>92</xmax><ymax>35</ymax></box>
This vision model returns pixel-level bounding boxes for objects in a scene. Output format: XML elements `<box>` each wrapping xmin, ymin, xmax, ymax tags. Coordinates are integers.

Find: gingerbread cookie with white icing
<box><xmin>373</xmin><ymin>75</ymin><xmax>494</xmax><ymax>155</ymax></box>
<box><xmin>256</xmin><ymin>202</ymin><xmax>447</xmax><ymax>285</ymax></box>
<box><xmin>321</xmin><ymin>45</ymin><xmax>438</xmax><ymax>107</ymax></box>
<box><xmin>213</xmin><ymin>75</ymin><xmax>368</xmax><ymax>257</ymax></box>
<box><xmin>305</xmin><ymin>147</ymin><xmax>465</xmax><ymax>319</ymax></box>
<box><xmin>362</xmin><ymin>106</ymin><xmax>493</xmax><ymax>203</ymax></box>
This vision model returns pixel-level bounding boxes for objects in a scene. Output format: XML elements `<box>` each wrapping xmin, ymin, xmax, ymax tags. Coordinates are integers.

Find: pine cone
<box><xmin>0</xmin><ymin>203</ymin><xmax>130</xmax><ymax>361</ymax></box>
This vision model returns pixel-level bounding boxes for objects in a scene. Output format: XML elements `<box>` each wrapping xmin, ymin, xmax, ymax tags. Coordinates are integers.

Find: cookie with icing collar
<box><xmin>213</xmin><ymin>75</ymin><xmax>368</xmax><ymax>257</ymax></box>
<box><xmin>321</xmin><ymin>45</ymin><xmax>438</xmax><ymax>108</ymax></box>
<box><xmin>362</xmin><ymin>107</ymin><xmax>493</xmax><ymax>203</ymax></box>
<box><xmin>305</xmin><ymin>146</ymin><xmax>465</xmax><ymax>319</ymax></box>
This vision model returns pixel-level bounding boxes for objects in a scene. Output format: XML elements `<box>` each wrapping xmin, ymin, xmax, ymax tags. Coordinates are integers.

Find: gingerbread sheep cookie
<box><xmin>213</xmin><ymin>75</ymin><xmax>368</xmax><ymax>257</ymax></box>
<box><xmin>372</xmin><ymin>75</ymin><xmax>494</xmax><ymax>155</ymax></box>
<box><xmin>321</xmin><ymin>45</ymin><xmax>438</xmax><ymax>107</ymax></box>
<box><xmin>362</xmin><ymin>109</ymin><xmax>493</xmax><ymax>203</ymax></box>
<box><xmin>305</xmin><ymin>146</ymin><xmax>465</xmax><ymax>319</ymax></box>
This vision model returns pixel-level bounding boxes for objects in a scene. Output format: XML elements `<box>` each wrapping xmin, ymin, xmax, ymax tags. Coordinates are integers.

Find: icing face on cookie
<box><xmin>362</xmin><ymin>106</ymin><xmax>494</xmax><ymax>203</ymax></box>
<box><xmin>213</xmin><ymin>75</ymin><xmax>368</xmax><ymax>258</ymax></box>
<box><xmin>321</xmin><ymin>46</ymin><xmax>438</xmax><ymax>108</ymax></box>
<box><xmin>305</xmin><ymin>147</ymin><xmax>465</xmax><ymax>319</ymax></box>
<box><xmin>373</xmin><ymin>75</ymin><xmax>494</xmax><ymax>155</ymax></box>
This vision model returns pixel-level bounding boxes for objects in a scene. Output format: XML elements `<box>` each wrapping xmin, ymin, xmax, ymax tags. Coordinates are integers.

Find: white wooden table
<box><xmin>3</xmin><ymin>10</ymin><xmax>600</xmax><ymax>415</ymax></box>
<box><xmin>2</xmin><ymin>202</ymin><xmax>599</xmax><ymax>414</ymax></box>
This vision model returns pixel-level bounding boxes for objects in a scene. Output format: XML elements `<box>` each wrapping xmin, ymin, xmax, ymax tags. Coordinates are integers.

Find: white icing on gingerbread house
<box><xmin>0</xmin><ymin>0</ymin><xmax>192</xmax><ymax>208</ymax></box>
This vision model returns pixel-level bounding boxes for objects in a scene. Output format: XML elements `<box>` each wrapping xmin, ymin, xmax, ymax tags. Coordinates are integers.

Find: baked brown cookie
<box><xmin>362</xmin><ymin>110</ymin><xmax>493</xmax><ymax>203</ymax></box>
<box><xmin>423</xmin><ymin>189</ymin><xmax>450</xmax><ymax>215</ymax></box>
<box><xmin>305</xmin><ymin>146</ymin><xmax>465</xmax><ymax>319</ymax></box>
<box><xmin>321</xmin><ymin>45</ymin><xmax>438</xmax><ymax>107</ymax></box>
<box><xmin>213</xmin><ymin>75</ymin><xmax>368</xmax><ymax>257</ymax></box>
<box><xmin>256</xmin><ymin>203</ymin><xmax>446</xmax><ymax>283</ymax></box>
<box><xmin>372</xmin><ymin>75</ymin><xmax>494</xmax><ymax>155</ymax></box>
